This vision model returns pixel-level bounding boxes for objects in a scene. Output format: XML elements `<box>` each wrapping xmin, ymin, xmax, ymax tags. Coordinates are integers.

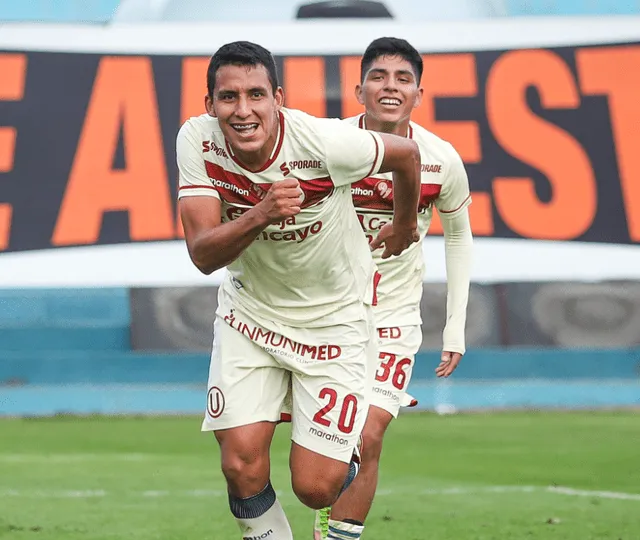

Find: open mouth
<box><xmin>231</xmin><ymin>123</ymin><xmax>259</xmax><ymax>136</ymax></box>
<box><xmin>378</xmin><ymin>97</ymin><xmax>402</xmax><ymax>107</ymax></box>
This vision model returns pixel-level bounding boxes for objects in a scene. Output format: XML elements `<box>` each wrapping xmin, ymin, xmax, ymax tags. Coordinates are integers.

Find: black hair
<box><xmin>207</xmin><ymin>41</ymin><xmax>279</xmax><ymax>97</ymax></box>
<box><xmin>360</xmin><ymin>37</ymin><xmax>423</xmax><ymax>84</ymax></box>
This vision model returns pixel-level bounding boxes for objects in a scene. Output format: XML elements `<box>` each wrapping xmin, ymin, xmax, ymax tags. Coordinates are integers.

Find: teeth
<box><xmin>380</xmin><ymin>98</ymin><xmax>401</xmax><ymax>105</ymax></box>
<box><xmin>233</xmin><ymin>124</ymin><xmax>258</xmax><ymax>131</ymax></box>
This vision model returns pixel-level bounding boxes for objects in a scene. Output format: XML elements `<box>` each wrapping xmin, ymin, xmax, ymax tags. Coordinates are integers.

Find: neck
<box><xmin>233</xmin><ymin>141</ymin><xmax>274</xmax><ymax>171</ymax></box>
<box><xmin>363</xmin><ymin>113</ymin><xmax>410</xmax><ymax>137</ymax></box>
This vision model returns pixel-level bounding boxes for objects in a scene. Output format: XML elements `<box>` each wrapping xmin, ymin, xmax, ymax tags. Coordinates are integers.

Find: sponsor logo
<box><xmin>256</xmin><ymin>220</ymin><xmax>323</xmax><ymax>243</ymax></box>
<box><xmin>422</xmin><ymin>164</ymin><xmax>442</xmax><ymax>173</ymax></box>
<box><xmin>211</xmin><ymin>178</ymin><xmax>250</xmax><ymax>197</ymax></box>
<box><xmin>378</xmin><ymin>327</ymin><xmax>402</xmax><ymax>339</ymax></box>
<box><xmin>373</xmin><ymin>387</ymin><xmax>400</xmax><ymax>402</ymax></box>
<box><xmin>243</xmin><ymin>531</ymin><xmax>273</xmax><ymax>540</ymax></box>
<box><xmin>375</xmin><ymin>180</ymin><xmax>393</xmax><ymax>200</ymax></box>
<box><xmin>357</xmin><ymin>214</ymin><xmax>390</xmax><ymax>232</ymax></box>
<box><xmin>352</xmin><ymin>186</ymin><xmax>374</xmax><ymax>197</ymax></box>
<box><xmin>308</xmin><ymin>426</ymin><xmax>350</xmax><ymax>446</ymax></box>
<box><xmin>202</xmin><ymin>140</ymin><xmax>229</xmax><ymax>158</ymax></box>
<box><xmin>223</xmin><ymin>312</ymin><xmax>342</xmax><ymax>361</ymax></box>
<box><xmin>280</xmin><ymin>160</ymin><xmax>323</xmax><ymax>176</ymax></box>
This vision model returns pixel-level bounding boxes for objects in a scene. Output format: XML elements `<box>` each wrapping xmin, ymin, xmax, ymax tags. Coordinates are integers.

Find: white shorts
<box><xmin>370</xmin><ymin>325</ymin><xmax>422</xmax><ymax>417</ymax></box>
<box><xmin>202</xmin><ymin>305</ymin><xmax>375</xmax><ymax>463</ymax></box>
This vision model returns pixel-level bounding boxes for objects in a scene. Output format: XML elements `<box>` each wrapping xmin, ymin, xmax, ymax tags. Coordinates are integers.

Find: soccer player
<box><xmin>177</xmin><ymin>41</ymin><xmax>422</xmax><ymax>540</ymax></box>
<box><xmin>314</xmin><ymin>37</ymin><xmax>473</xmax><ymax>540</ymax></box>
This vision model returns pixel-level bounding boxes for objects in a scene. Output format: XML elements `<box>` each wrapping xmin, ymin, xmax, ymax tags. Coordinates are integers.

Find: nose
<box><xmin>383</xmin><ymin>77</ymin><xmax>398</xmax><ymax>91</ymax></box>
<box><xmin>234</xmin><ymin>95</ymin><xmax>251</xmax><ymax>118</ymax></box>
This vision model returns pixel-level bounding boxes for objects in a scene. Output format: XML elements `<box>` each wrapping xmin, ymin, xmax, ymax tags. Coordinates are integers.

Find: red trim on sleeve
<box><xmin>439</xmin><ymin>193</ymin><xmax>471</xmax><ymax>214</ymax></box>
<box><xmin>178</xmin><ymin>184</ymin><xmax>218</xmax><ymax>191</ymax></box>
<box><xmin>364</xmin><ymin>133</ymin><xmax>380</xmax><ymax>179</ymax></box>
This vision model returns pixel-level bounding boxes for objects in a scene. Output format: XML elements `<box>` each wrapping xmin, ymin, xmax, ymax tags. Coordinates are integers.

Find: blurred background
<box><xmin>0</xmin><ymin>0</ymin><xmax>639</xmax><ymax>417</ymax></box>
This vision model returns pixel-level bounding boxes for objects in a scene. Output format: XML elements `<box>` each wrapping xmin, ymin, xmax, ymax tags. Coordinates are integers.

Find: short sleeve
<box><xmin>319</xmin><ymin>119</ymin><xmax>385</xmax><ymax>187</ymax></box>
<box><xmin>435</xmin><ymin>146</ymin><xmax>471</xmax><ymax>216</ymax></box>
<box><xmin>176</xmin><ymin>121</ymin><xmax>220</xmax><ymax>200</ymax></box>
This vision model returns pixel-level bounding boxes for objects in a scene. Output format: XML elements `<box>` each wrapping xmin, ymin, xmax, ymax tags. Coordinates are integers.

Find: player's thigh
<box><xmin>371</xmin><ymin>325</ymin><xmax>422</xmax><ymax>418</ymax></box>
<box><xmin>289</xmin><ymin>339</ymin><xmax>369</xmax><ymax>466</ymax></box>
<box><xmin>202</xmin><ymin>315</ymin><xmax>291</xmax><ymax>432</ymax></box>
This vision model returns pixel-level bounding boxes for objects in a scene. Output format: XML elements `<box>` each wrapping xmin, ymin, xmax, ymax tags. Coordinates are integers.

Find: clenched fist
<box><xmin>255</xmin><ymin>179</ymin><xmax>303</xmax><ymax>224</ymax></box>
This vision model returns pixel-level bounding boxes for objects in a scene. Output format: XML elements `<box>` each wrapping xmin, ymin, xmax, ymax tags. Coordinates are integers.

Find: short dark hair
<box><xmin>360</xmin><ymin>37</ymin><xmax>423</xmax><ymax>84</ymax></box>
<box><xmin>207</xmin><ymin>41</ymin><xmax>279</xmax><ymax>97</ymax></box>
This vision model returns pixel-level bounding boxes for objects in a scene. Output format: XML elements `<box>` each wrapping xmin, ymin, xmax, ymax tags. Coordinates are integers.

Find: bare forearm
<box><xmin>391</xmin><ymin>155</ymin><xmax>420</xmax><ymax>227</ymax></box>
<box><xmin>441</xmin><ymin>209</ymin><xmax>473</xmax><ymax>353</ymax></box>
<box><xmin>190</xmin><ymin>209</ymin><xmax>269</xmax><ymax>274</ymax></box>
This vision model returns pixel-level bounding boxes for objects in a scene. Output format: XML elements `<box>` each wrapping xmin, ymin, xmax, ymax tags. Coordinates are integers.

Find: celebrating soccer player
<box><xmin>314</xmin><ymin>37</ymin><xmax>473</xmax><ymax>540</ymax></box>
<box><xmin>177</xmin><ymin>41</ymin><xmax>422</xmax><ymax>540</ymax></box>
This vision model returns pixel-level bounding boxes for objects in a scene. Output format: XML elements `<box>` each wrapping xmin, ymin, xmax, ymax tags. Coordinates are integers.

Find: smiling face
<box><xmin>205</xmin><ymin>63</ymin><xmax>284</xmax><ymax>170</ymax></box>
<box><xmin>356</xmin><ymin>54</ymin><xmax>423</xmax><ymax>134</ymax></box>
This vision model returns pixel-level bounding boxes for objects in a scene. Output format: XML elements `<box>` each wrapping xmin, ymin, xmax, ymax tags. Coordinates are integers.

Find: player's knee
<box><xmin>220</xmin><ymin>449</ymin><xmax>269</xmax><ymax>493</ymax></box>
<box><xmin>291</xmin><ymin>472</ymin><xmax>342</xmax><ymax>510</ymax></box>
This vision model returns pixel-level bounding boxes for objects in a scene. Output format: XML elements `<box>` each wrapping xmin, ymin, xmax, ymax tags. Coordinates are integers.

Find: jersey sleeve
<box><xmin>176</xmin><ymin>121</ymin><xmax>220</xmax><ymax>200</ymax></box>
<box><xmin>435</xmin><ymin>145</ymin><xmax>471</xmax><ymax>215</ymax></box>
<box><xmin>319</xmin><ymin>119</ymin><xmax>385</xmax><ymax>187</ymax></box>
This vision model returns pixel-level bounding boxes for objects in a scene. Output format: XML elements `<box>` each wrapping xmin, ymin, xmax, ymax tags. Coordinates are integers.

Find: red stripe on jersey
<box><xmin>204</xmin><ymin>160</ymin><xmax>334</xmax><ymax>208</ymax></box>
<box><xmin>352</xmin><ymin>179</ymin><xmax>442</xmax><ymax>211</ymax></box>
<box><xmin>225</xmin><ymin>111</ymin><xmax>286</xmax><ymax>173</ymax></box>
<box><xmin>299</xmin><ymin>177</ymin><xmax>334</xmax><ymax>207</ymax></box>
<box><xmin>372</xmin><ymin>271</ymin><xmax>382</xmax><ymax>306</ymax></box>
<box><xmin>204</xmin><ymin>161</ymin><xmax>265</xmax><ymax>206</ymax></box>
<box><xmin>278</xmin><ymin>413</ymin><xmax>292</xmax><ymax>424</ymax></box>
<box><xmin>439</xmin><ymin>193</ymin><xmax>471</xmax><ymax>214</ymax></box>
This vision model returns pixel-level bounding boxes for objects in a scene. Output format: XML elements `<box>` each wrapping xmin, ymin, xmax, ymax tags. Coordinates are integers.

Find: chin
<box><xmin>231</xmin><ymin>137</ymin><xmax>264</xmax><ymax>154</ymax></box>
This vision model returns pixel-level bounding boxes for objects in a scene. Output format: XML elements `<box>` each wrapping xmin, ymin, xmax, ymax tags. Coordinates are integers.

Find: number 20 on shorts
<box><xmin>375</xmin><ymin>352</ymin><xmax>411</xmax><ymax>390</ymax></box>
<box><xmin>313</xmin><ymin>388</ymin><xmax>359</xmax><ymax>434</ymax></box>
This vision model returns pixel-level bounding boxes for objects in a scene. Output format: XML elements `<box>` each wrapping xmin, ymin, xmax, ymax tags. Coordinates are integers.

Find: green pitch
<box><xmin>1</xmin><ymin>412</ymin><xmax>639</xmax><ymax>539</ymax></box>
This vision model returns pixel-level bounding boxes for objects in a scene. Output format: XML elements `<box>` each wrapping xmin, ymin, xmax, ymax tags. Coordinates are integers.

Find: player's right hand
<box><xmin>255</xmin><ymin>179</ymin><xmax>303</xmax><ymax>224</ymax></box>
<box><xmin>370</xmin><ymin>222</ymin><xmax>420</xmax><ymax>259</ymax></box>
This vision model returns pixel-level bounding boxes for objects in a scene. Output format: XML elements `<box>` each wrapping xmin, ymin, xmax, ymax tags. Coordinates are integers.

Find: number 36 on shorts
<box><xmin>375</xmin><ymin>352</ymin><xmax>412</xmax><ymax>390</ymax></box>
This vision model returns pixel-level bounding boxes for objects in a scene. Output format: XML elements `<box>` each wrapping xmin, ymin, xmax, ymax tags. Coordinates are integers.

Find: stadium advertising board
<box><xmin>0</xmin><ymin>19</ymin><xmax>639</xmax><ymax>285</ymax></box>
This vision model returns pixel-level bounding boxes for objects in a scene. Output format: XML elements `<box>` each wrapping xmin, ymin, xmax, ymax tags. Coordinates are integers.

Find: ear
<box><xmin>274</xmin><ymin>86</ymin><xmax>285</xmax><ymax>109</ymax></box>
<box><xmin>205</xmin><ymin>95</ymin><xmax>216</xmax><ymax>117</ymax></box>
<box><xmin>355</xmin><ymin>84</ymin><xmax>365</xmax><ymax>106</ymax></box>
<box><xmin>413</xmin><ymin>87</ymin><xmax>424</xmax><ymax>110</ymax></box>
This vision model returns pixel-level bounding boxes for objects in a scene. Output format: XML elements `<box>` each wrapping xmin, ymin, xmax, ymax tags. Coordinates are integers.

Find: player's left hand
<box><xmin>369</xmin><ymin>222</ymin><xmax>420</xmax><ymax>259</ymax></box>
<box><xmin>435</xmin><ymin>351</ymin><xmax>463</xmax><ymax>378</ymax></box>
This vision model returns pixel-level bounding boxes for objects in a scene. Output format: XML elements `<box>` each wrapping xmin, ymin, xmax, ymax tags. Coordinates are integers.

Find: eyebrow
<box><xmin>216</xmin><ymin>86</ymin><xmax>268</xmax><ymax>97</ymax></box>
<box><xmin>368</xmin><ymin>68</ymin><xmax>415</xmax><ymax>78</ymax></box>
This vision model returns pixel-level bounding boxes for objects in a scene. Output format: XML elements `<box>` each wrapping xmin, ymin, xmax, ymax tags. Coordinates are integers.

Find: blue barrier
<box><xmin>0</xmin><ymin>0</ymin><xmax>121</xmax><ymax>22</ymax></box>
<box><xmin>0</xmin><ymin>349</ymin><xmax>638</xmax><ymax>386</ymax></box>
<box><xmin>506</xmin><ymin>0</ymin><xmax>640</xmax><ymax>15</ymax></box>
<box><xmin>0</xmin><ymin>288</ymin><xmax>130</xmax><ymax>350</ymax></box>
<box><xmin>0</xmin><ymin>348</ymin><xmax>638</xmax><ymax>415</ymax></box>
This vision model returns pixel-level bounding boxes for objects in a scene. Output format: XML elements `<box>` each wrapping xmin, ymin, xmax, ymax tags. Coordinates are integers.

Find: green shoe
<box><xmin>313</xmin><ymin>507</ymin><xmax>330</xmax><ymax>540</ymax></box>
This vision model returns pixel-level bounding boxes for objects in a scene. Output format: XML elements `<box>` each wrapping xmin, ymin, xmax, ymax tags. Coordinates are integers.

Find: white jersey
<box><xmin>344</xmin><ymin>114</ymin><xmax>471</xmax><ymax>327</ymax></box>
<box><xmin>177</xmin><ymin>108</ymin><xmax>385</xmax><ymax>333</ymax></box>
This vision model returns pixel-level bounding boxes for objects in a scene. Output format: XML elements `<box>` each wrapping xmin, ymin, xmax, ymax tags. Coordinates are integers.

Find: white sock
<box><xmin>229</xmin><ymin>482</ymin><xmax>293</xmax><ymax>540</ymax></box>
<box><xmin>327</xmin><ymin>519</ymin><xmax>364</xmax><ymax>539</ymax></box>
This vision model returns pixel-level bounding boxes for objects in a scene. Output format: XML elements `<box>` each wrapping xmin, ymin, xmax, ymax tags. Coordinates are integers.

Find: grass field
<box><xmin>1</xmin><ymin>411</ymin><xmax>639</xmax><ymax>539</ymax></box>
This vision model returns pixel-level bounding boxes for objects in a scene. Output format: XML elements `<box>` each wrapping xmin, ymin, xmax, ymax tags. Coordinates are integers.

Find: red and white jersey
<box><xmin>344</xmin><ymin>114</ymin><xmax>471</xmax><ymax>327</ymax></box>
<box><xmin>177</xmin><ymin>108</ymin><xmax>385</xmax><ymax>332</ymax></box>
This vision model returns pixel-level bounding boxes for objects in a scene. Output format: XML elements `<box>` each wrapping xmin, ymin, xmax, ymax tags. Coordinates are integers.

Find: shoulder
<box><xmin>410</xmin><ymin>121</ymin><xmax>462</xmax><ymax>165</ymax></box>
<box><xmin>341</xmin><ymin>114</ymin><xmax>364</xmax><ymax>128</ymax></box>
<box><xmin>178</xmin><ymin>113</ymin><xmax>220</xmax><ymax>141</ymax></box>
